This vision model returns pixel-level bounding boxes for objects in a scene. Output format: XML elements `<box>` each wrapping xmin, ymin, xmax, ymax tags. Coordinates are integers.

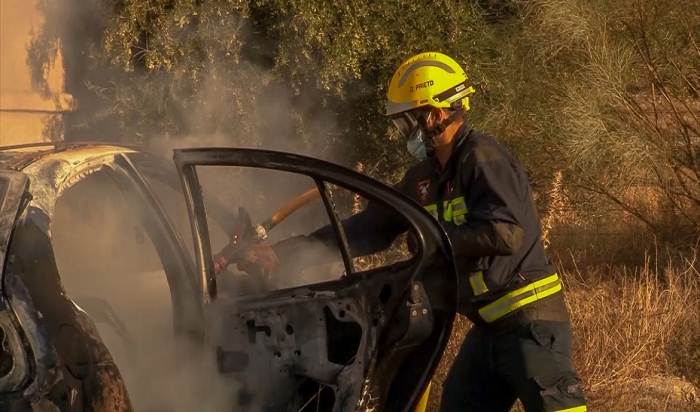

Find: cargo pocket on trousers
<box><xmin>533</xmin><ymin>372</ymin><xmax>587</xmax><ymax>411</ymax></box>
<box><xmin>530</xmin><ymin>320</ymin><xmax>557</xmax><ymax>351</ymax></box>
<box><xmin>529</xmin><ymin>321</ymin><xmax>577</xmax><ymax>370</ymax></box>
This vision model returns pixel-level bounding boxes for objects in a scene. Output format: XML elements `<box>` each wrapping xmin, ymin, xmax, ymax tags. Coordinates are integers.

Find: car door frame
<box><xmin>110</xmin><ymin>153</ymin><xmax>206</xmax><ymax>338</ymax></box>
<box><xmin>172</xmin><ymin>147</ymin><xmax>460</xmax><ymax>411</ymax></box>
<box><xmin>173</xmin><ymin>147</ymin><xmax>454</xmax><ymax>300</ymax></box>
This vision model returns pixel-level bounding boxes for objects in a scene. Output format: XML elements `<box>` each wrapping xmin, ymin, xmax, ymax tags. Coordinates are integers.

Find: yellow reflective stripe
<box><xmin>442</xmin><ymin>196</ymin><xmax>467</xmax><ymax>222</ymax></box>
<box><xmin>449</xmin><ymin>196</ymin><xmax>466</xmax><ymax>211</ymax></box>
<box><xmin>443</xmin><ymin>202</ymin><xmax>453</xmax><ymax>221</ymax></box>
<box><xmin>478</xmin><ymin>273</ymin><xmax>562</xmax><ymax>323</ymax></box>
<box><xmin>424</xmin><ymin>204</ymin><xmax>438</xmax><ymax>219</ymax></box>
<box><xmin>554</xmin><ymin>407</ymin><xmax>587</xmax><ymax>412</ymax></box>
<box><xmin>469</xmin><ymin>271</ymin><xmax>489</xmax><ymax>296</ymax></box>
<box><xmin>425</xmin><ymin>197</ymin><xmax>468</xmax><ymax>223</ymax></box>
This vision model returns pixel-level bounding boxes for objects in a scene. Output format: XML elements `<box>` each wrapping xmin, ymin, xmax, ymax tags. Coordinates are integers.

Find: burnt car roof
<box><xmin>0</xmin><ymin>142</ymin><xmax>142</xmax><ymax>170</ymax></box>
<box><xmin>0</xmin><ymin>143</ymin><xmax>143</xmax><ymax>229</ymax></box>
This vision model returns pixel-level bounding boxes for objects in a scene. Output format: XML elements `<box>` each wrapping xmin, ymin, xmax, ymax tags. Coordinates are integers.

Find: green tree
<box><xmin>462</xmin><ymin>0</ymin><xmax>700</xmax><ymax>247</ymax></box>
<box><xmin>29</xmin><ymin>0</ymin><xmax>511</xmax><ymax>183</ymax></box>
<box><xmin>30</xmin><ymin>0</ymin><xmax>700</xmax><ymax>250</ymax></box>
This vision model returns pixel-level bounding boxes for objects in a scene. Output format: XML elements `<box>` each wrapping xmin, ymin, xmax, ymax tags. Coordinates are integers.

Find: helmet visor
<box><xmin>392</xmin><ymin>115</ymin><xmax>417</xmax><ymax>139</ymax></box>
<box><xmin>391</xmin><ymin>109</ymin><xmax>432</xmax><ymax>139</ymax></box>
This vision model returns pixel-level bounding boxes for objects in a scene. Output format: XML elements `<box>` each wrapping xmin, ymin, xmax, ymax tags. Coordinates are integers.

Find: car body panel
<box><xmin>0</xmin><ymin>142</ymin><xmax>459</xmax><ymax>412</ymax></box>
<box><xmin>0</xmin><ymin>170</ymin><xmax>32</xmax><ymax>395</ymax></box>
<box><xmin>0</xmin><ymin>163</ymin><xmax>133</xmax><ymax>410</ymax></box>
<box><xmin>0</xmin><ymin>144</ymin><xmax>194</xmax><ymax>411</ymax></box>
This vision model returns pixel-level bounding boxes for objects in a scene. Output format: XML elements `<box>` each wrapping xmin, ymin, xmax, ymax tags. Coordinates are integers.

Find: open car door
<box><xmin>173</xmin><ymin>148</ymin><xmax>459</xmax><ymax>412</ymax></box>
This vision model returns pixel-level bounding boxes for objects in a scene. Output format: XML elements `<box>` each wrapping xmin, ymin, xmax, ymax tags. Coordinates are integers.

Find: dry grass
<box><xmin>425</xmin><ymin>255</ymin><xmax>700</xmax><ymax>412</ymax></box>
<box><xmin>540</xmin><ymin>170</ymin><xmax>567</xmax><ymax>250</ymax></box>
<box><xmin>567</xmin><ymin>257</ymin><xmax>700</xmax><ymax>411</ymax></box>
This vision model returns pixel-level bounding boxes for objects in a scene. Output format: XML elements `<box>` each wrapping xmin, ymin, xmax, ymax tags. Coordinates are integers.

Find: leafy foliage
<box><xmin>28</xmin><ymin>0</ymin><xmax>508</xmax><ymax>180</ymax></box>
<box><xmin>468</xmin><ymin>0</ymin><xmax>700</xmax><ymax>244</ymax></box>
<box><xmin>26</xmin><ymin>0</ymin><xmax>700</xmax><ymax>244</ymax></box>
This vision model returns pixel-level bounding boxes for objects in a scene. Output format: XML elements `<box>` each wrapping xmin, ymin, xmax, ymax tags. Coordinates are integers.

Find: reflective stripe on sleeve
<box><xmin>469</xmin><ymin>271</ymin><xmax>489</xmax><ymax>296</ymax></box>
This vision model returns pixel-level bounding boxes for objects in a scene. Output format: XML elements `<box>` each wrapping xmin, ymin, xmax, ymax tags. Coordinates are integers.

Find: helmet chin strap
<box><xmin>420</xmin><ymin>109</ymin><xmax>464</xmax><ymax>158</ymax></box>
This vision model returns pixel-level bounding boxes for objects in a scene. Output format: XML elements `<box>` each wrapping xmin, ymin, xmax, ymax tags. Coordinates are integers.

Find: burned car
<box><xmin>0</xmin><ymin>142</ymin><xmax>458</xmax><ymax>411</ymax></box>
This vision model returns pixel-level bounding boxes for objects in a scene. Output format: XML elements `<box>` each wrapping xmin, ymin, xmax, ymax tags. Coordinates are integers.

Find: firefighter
<box><xmin>223</xmin><ymin>52</ymin><xmax>588</xmax><ymax>412</ymax></box>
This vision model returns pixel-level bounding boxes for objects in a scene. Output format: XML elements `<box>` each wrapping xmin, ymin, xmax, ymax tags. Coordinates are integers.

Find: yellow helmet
<box><xmin>386</xmin><ymin>52</ymin><xmax>476</xmax><ymax>118</ymax></box>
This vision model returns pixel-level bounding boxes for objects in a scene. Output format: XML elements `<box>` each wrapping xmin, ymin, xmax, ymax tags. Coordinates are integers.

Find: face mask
<box><xmin>406</xmin><ymin>129</ymin><xmax>428</xmax><ymax>161</ymax></box>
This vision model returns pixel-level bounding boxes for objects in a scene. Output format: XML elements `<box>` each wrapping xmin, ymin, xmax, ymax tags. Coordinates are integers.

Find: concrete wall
<box><xmin>0</xmin><ymin>0</ymin><xmax>75</xmax><ymax>146</ymax></box>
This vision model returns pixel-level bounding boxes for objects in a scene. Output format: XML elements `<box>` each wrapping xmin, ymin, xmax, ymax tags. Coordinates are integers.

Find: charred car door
<box><xmin>173</xmin><ymin>148</ymin><xmax>459</xmax><ymax>412</ymax></box>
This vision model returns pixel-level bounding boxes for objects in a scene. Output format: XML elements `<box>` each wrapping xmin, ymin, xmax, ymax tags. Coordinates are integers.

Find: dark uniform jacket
<box><xmin>273</xmin><ymin>122</ymin><xmax>568</xmax><ymax>327</ymax></box>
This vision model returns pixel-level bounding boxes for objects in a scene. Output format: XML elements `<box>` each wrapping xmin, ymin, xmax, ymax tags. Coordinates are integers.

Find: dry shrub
<box><xmin>566</xmin><ymin>256</ymin><xmax>700</xmax><ymax>410</ymax></box>
<box><xmin>540</xmin><ymin>173</ymin><xmax>672</xmax><ymax>270</ymax></box>
<box><xmin>541</xmin><ymin>170</ymin><xmax>572</xmax><ymax>251</ymax></box>
<box><xmin>424</xmin><ymin>254</ymin><xmax>700</xmax><ymax>412</ymax></box>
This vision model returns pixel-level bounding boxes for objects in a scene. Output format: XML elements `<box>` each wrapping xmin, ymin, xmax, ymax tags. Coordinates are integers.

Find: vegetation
<box><xmin>27</xmin><ymin>0</ymin><xmax>700</xmax><ymax>410</ymax></box>
<box><xmin>429</xmin><ymin>257</ymin><xmax>700</xmax><ymax>411</ymax></box>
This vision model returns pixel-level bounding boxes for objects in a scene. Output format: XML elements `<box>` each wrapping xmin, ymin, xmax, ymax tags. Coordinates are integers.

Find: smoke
<box><xmin>47</xmin><ymin>127</ymin><xmax>354</xmax><ymax>411</ymax></box>
<box><xmin>138</xmin><ymin>70</ymin><xmax>353</xmax><ymax>289</ymax></box>
<box><xmin>30</xmin><ymin>1</ymin><xmax>373</xmax><ymax>410</ymax></box>
<box><xmin>132</xmin><ymin>46</ymin><xmax>358</xmax><ymax>291</ymax></box>
<box><xmin>46</xmin><ymin>142</ymin><xmax>353</xmax><ymax>411</ymax></box>
<box><xmin>49</xmin><ymin>170</ymin><xmax>235</xmax><ymax>411</ymax></box>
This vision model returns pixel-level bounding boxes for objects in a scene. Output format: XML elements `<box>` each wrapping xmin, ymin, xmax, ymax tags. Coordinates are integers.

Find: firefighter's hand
<box><xmin>236</xmin><ymin>244</ymin><xmax>280</xmax><ymax>276</ymax></box>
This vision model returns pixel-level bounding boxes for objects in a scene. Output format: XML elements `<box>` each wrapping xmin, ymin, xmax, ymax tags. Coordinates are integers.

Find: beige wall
<box><xmin>0</xmin><ymin>0</ymin><xmax>75</xmax><ymax>146</ymax></box>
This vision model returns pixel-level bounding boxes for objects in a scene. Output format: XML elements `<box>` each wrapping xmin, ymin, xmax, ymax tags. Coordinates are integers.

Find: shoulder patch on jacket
<box><xmin>417</xmin><ymin>179</ymin><xmax>431</xmax><ymax>204</ymax></box>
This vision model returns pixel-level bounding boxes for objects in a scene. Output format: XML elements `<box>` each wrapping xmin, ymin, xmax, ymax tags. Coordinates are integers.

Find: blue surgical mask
<box><xmin>406</xmin><ymin>129</ymin><xmax>428</xmax><ymax>161</ymax></box>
